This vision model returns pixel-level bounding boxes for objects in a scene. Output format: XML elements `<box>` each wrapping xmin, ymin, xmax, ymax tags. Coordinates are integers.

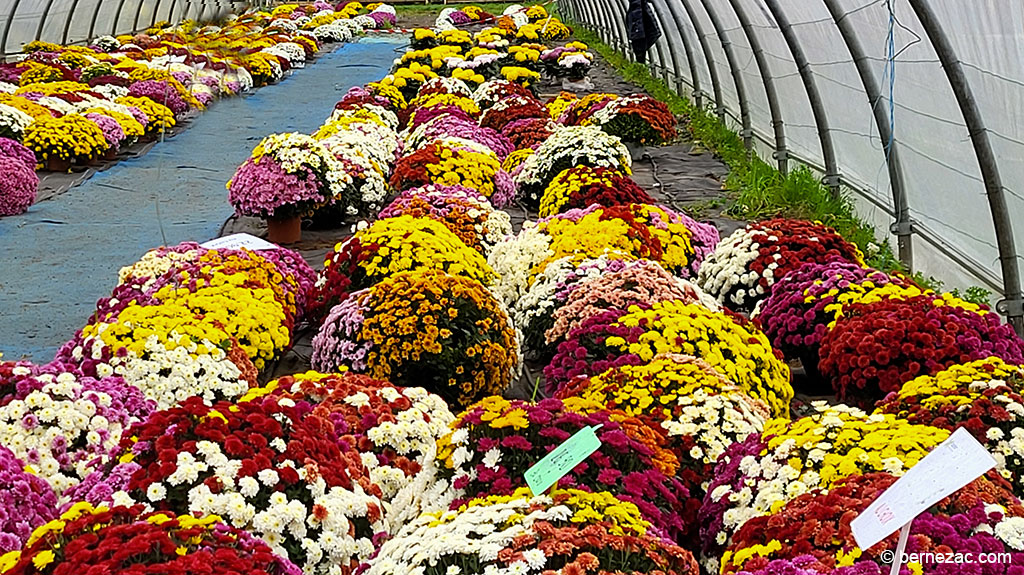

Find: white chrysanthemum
<box><xmin>78</xmin><ymin>325</ymin><xmax>247</xmax><ymax>410</ymax></box>
<box><xmin>486</xmin><ymin>223</ymin><xmax>553</xmax><ymax>308</ymax></box>
<box><xmin>262</xmin><ymin>42</ymin><xmax>307</xmax><ymax>67</ymax></box>
<box><xmin>513</xmin><ymin>125</ymin><xmax>630</xmax><ymax>204</ymax></box>
<box><xmin>0</xmin><ymin>103</ymin><xmax>35</xmax><ymax>137</ymax></box>
<box><xmin>0</xmin><ymin>373</ymin><xmax>138</xmax><ymax>495</ymax></box>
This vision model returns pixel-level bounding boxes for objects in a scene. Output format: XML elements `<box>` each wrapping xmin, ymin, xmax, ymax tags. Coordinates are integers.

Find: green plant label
<box><xmin>525</xmin><ymin>425</ymin><xmax>602</xmax><ymax>496</ymax></box>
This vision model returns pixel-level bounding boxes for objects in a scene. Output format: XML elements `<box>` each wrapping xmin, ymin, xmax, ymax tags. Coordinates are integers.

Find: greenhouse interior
<box><xmin>1</xmin><ymin>0</ymin><xmax>1024</xmax><ymax>573</ymax></box>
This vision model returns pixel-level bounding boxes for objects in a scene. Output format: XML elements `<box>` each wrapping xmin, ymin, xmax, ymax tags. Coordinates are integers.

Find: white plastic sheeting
<box><xmin>0</xmin><ymin>0</ymin><xmax>248</xmax><ymax>54</ymax></box>
<box><xmin>562</xmin><ymin>0</ymin><xmax>1024</xmax><ymax>330</ymax></box>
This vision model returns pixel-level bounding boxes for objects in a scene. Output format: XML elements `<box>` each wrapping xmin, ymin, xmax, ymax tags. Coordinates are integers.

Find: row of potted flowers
<box><xmin>295</xmin><ymin>22</ymin><xmax>720</xmax><ymax>572</ymax></box>
<box><xmin>2</xmin><ymin>5</ymin><xmax>1024</xmax><ymax>574</ymax></box>
<box><xmin>402</xmin><ymin>20</ymin><xmax>592</xmax><ymax>94</ymax></box>
<box><xmin>363</xmin><ymin>17</ymin><xmax>1024</xmax><ymax>575</ymax></box>
<box><xmin>0</xmin><ymin>1</ymin><xmax>396</xmax><ymax>218</ymax></box>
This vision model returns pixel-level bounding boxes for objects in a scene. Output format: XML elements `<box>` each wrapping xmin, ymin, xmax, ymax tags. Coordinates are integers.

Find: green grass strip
<box><xmin>570</xmin><ymin>24</ymin><xmax>988</xmax><ymax>299</ymax></box>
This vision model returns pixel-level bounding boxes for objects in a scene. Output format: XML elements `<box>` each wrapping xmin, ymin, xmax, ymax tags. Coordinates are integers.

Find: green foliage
<box><xmin>951</xmin><ymin>286</ymin><xmax>994</xmax><ymax>306</ymax></box>
<box><xmin>913</xmin><ymin>273</ymin><xmax>945</xmax><ymax>293</ymax></box>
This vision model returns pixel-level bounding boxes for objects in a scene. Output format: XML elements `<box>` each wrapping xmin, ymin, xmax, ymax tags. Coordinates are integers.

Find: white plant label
<box><xmin>201</xmin><ymin>233</ymin><xmax>279</xmax><ymax>251</ymax></box>
<box><xmin>851</xmin><ymin>427</ymin><xmax>997</xmax><ymax>551</ymax></box>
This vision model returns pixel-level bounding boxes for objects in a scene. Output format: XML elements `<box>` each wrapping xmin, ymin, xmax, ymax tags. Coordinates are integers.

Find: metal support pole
<box><xmin>697</xmin><ymin>0</ymin><xmax>752</xmax><ymax>150</ymax></box>
<box><xmin>571</xmin><ymin>0</ymin><xmax>583</xmax><ymax>24</ymax></box>
<box><xmin>906</xmin><ymin>0</ymin><xmax>1023</xmax><ymax>334</ymax></box>
<box><xmin>589</xmin><ymin>0</ymin><xmax>610</xmax><ymax>46</ymax></box>
<box><xmin>643</xmin><ymin>0</ymin><xmax>672</xmax><ymax>79</ymax></box>
<box><xmin>35</xmin><ymin>0</ymin><xmax>58</xmax><ymax>42</ymax></box>
<box><xmin>566</xmin><ymin>0</ymin><xmax>579</xmax><ymax>24</ymax></box>
<box><xmin>822</xmin><ymin>0</ymin><xmax>912</xmax><ymax>268</ymax></box>
<box><xmin>583</xmin><ymin>0</ymin><xmax>604</xmax><ymax>46</ymax></box>
<box><xmin>655</xmin><ymin>0</ymin><xmax>703</xmax><ymax>108</ymax></box>
<box><xmin>112</xmin><ymin>0</ymin><xmax>129</xmax><ymax>34</ymax></box>
<box><xmin>87</xmin><ymin>0</ymin><xmax>104</xmax><ymax>39</ymax></box>
<box><xmin>679</xmin><ymin>0</ymin><xmax>724</xmax><ymax>117</ymax></box>
<box><xmin>153</xmin><ymin>0</ymin><xmax>165</xmax><ymax>26</ymax></box>
<box><xmin>762</xmin><ymin>0</ymin><xmax>841</xmax><ymax>195</ymax></box>
<box><xmin>560</xmin><ymin>0</ymin><xmax>573</xmax><ymax>22</ymax></box>
<box><xmin>62</xmin><ymin>0</ymin><xmax>83</xmax><ymax>44</ymax></box>
<box><xmin>597</xmin><ymin>0</ymin><xmax>614</xmax><ymax>46</ymax></box>
<box><xmin>726</xmin><ymin>0</ymin><xmax>787</xmax><ymax>173</ymax></box>
<box><xmin>649</xmin><ymin>0</ymin><xmax>694</xmax><ymax>95</ymax></box>
<box><xmin>600</xmin><ymin>0</ymin><xmax>616</xmax><ymax>47</ymax></box>
<box><xmin>607</xmin><ymin>0</ymin><xmax>629</xmax><ymax>57</ymax></box>
<box><xmin>133</xmin><ymin>0</ymin><xmax>147</xmax><ymax>32</ymax></box>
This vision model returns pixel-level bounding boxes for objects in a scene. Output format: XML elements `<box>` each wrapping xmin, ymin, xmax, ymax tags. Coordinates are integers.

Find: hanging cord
<box><xmin>872</xmin><ymin>0</ymin><xmax>921</xmax><ymax>194</ymax></box>
<box><xmin>883</xmin><ymin>0</ymin><xmax>896</xmax><ymax>161</ymax></box>
<box><xmin>880</xmin><ymin>0</ymin><xmax>922</xmax><ymax>160</ymax></box>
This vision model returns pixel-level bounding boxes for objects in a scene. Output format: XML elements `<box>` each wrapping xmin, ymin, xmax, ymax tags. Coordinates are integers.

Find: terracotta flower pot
<box><xmin>104</xmin><ymin>148</ymin><xmax>119</xmax><ymax>161</ymax></box>
<box><xmin>266</xmin><ymin>216</ymin><xmax>301</xmax><ymax>244</ymax></box>
<box><xmin>46</xmin><ymin>157</ymin><xmax>72</xmax><ymax>172</ymax></box>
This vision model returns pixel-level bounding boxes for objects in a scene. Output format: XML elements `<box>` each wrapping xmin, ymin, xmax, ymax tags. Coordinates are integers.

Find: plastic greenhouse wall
<box><xmin>0</xmin><ymin>0</ymin><xmax>250</xmax><ymax>55</ymax></box>
<box><xmin>561</xmin><ymin>0</ymin><xmax>1024</xmax><ymax>333</ymax></box>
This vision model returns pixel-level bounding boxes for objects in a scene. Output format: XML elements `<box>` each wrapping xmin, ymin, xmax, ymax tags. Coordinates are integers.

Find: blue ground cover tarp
<box><xmin>0</xmin><ymin>37</ymin><xmax>405</xmax><ymax>361</ymax></box>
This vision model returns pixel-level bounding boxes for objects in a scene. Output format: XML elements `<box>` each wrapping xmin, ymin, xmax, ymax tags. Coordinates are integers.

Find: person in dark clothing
<box><xmin>627</xmin><ymin>0</ymin><xmax>662</xmax><ymax>64</ymax></box>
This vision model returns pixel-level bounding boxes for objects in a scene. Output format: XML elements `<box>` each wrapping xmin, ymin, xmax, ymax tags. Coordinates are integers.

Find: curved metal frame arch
<box><xmin>590</xmin><ymin>0</ymin><xmax>613</xmax><ymax>47</ymax></box>
<box><xmin>820</xmin><ymin>0</ymin><xmax>912</xmax><ymax>267</ymax></box>
<box><xmin>569</xmin><ymin>0</ymin><xmax>582</xmax><ymax>22</ymax></box>
<box><xmin>647</xmin><ymin>0</ymin><xmax>694</xmax><ymax>94</ymax></box>
<box><xmin>607</xmin><ymin>0</ymin><xmax>630</xmax><ymax>57</ymax></box>
<box><xmin>169</xmin><ymin>0</ymin><xmax>182</xmax><ymax>24</ymax></box>
<box><xmin>641</xmin><ymin>0</ymin><xmax>673</xmax><ymax>78</ymax></box>
<box><xmin>88</xmin><ymin>0</ymin><xmax>105</xmax><ymax>38</ymax></box>
<box><xmin>112</xmin><ymin>0</ymin><xmax>129</xmax><ymax>34</ymax></box>
<box><xmin>585</xmin><ymin>0</ymin><xmax>608</xmax><ymax>48</ymax></box>
<box><xmin>653</xmin><ymin>0</ymin><xmax>704</xmax><ymax>108</ymax></box>
<box><xmin>604</xmin><ymin>0</ymin><xmax>624</xmax><ymax>56</ymax></box>
<box><xmin>695</xmin><ymin>0</ymin><xmax>752</xmax><ymax>150</ymax></box>
<box><xmin>760</xmin><ymin>0</ymin><xmax>840</xmax><ymax>194</ymax></box>
<box><xmin>725</xmin><ymin>0</ymin><xmax>787</xmax><ymax>173</ymax></box>
<box><xmin>679</xmin><ymin>0</ymin><xmax>724</xmax><ymax>118</ymax></box>
<box><xmin>561</xmin><ymin>0</ymin><xmax>575</xmax><ymax>23</ymax></box>
<box><xmin>153</xmin><ymin>0</ymin><xmax>167</xmax><ymax>27</ymax></box>
<box><xmin>1</xmin><ymin>0</ymin><xmax>25</xmax><ymax>55</ymax></box>
<box><xmin>133</xmin><ymin>0</ymin><xmax>148</xmax><ymax>31</ymax></box>
<box><xmin>905</xmin><ymin>0</ymin><xmax>1023</xmax><ymax>333</ymax></box>
<box><xmin>35</xmin><ymin>0</ymin><xmax>58</xmax><ymax>42</ymax></box>
<box><xmin>568</xmin><ymin>0</ymin><xmax>583</xmax><ymax>25</ymax></box>
<box><xmin>61</xmin><ymin>0</ymin><xmax>84</xmax><ymax>44</ymax></box>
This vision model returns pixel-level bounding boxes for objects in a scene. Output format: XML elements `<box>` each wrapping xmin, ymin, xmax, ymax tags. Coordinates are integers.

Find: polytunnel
<box><xmin>561</xmin><ymin>0</ymin><xmax>1024</xmax><ymax>333</ymax></box>
<box><xmin>0</xmin><ymin>0</ymin><xmax>249</xmax><ymax>54</ymax></box>
<box><xmin>6</xmin><ymin>3</ymin><xmax>1024</xmax><ymax>572</ymax></box>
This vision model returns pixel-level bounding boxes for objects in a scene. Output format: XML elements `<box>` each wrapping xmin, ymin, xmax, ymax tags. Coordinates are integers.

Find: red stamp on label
<box><xmin>874</xmin><ymin>503</ymin><xmax>895</xmax><ymax>524</ymax></box>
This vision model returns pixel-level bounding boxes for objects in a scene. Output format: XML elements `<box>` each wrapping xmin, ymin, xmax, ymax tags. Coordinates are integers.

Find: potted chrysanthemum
<box><xmin>227</xmin><ymin>132</ymin><xmax>346</xmax><ymax>243</ymax></box>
